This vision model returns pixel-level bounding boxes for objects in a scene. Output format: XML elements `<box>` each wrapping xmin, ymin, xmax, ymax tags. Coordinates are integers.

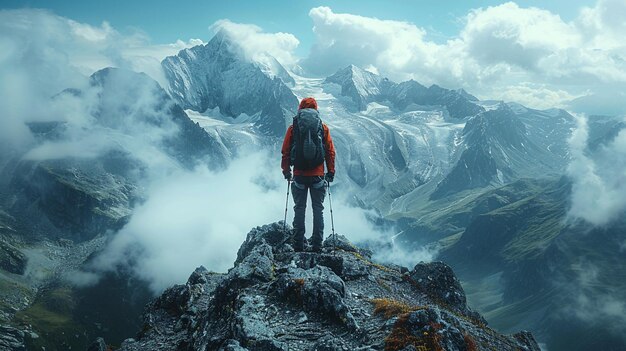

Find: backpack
<box><xmin>290</xmin><ymin>108</ymin><xmax>325</xmax><ymax>170</ymax></box>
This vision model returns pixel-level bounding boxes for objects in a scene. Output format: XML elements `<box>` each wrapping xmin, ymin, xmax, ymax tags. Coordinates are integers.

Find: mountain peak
<box><xmin>205</xmin><ymin>28</ymin><xmax>240</xmax><ymax>54</ymax></box>
<box><xmin>111</xmin><ymin>222</ymin><xmax>541</xmax><ymax>351</ymax></box>
<box><xmin>161</xmin><ymin>35</ymin><xmax>298</xmax><ymax>136</ymax></box>
<box><xmin>89</xmin><ymin>67</ymin><xmax>157</xmax><ymax>89</ymax></box>
<box><xmin>325</xmin><ymin>65</ymin><xmax>387</xmax><ymax>109</ymax></box>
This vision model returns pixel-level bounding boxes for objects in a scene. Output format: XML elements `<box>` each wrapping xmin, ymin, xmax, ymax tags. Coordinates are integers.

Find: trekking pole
<box><xmin>326</xmin><ymin>180</ymin><xmax>337</xmax><ymax>251</ymax></box>
<box><xmin>283</xmin><ymin>178</ymin><xmax>291</xmax><ymax>235</ymax></box>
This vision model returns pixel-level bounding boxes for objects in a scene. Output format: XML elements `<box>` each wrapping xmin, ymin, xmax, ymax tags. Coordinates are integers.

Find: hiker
<box><xmin>281</xmin><ymin>97</ymin><xmax>336</xmax><ymax>252</ymax></box>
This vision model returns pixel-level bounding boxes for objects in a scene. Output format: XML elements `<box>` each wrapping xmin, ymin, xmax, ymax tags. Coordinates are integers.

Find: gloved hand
<box><xmin>283</xmin><ymin>170</ymin><xmax>292</xmax><ymax>181</ymax></box>
<box><xmin>325</xmin><ymin>172</ymin><xmax>334</xmax><ymax>183</ymax></box>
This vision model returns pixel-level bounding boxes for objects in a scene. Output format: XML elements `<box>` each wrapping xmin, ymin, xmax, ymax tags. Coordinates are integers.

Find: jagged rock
<box><xmin>0</xmin><ymin>242</ymin><xmax>27</xmax><ymax>275</ymax></box>
<box><xmin>409</xmin><ymin>262</ymin><xmax>465</xmax><ymax>307</ymax></box>
<box><xmin>87</xmin><ymin>337</ymin><xmax>107</xmax><ymax>351</ymax></box>
<box><xmin>512</xmin><ymin>331</ymin><xmax>541</xmax><ymax>351</ymax></box>
<box><xmin>235</xmin><ymin>223</ymin><xmax>291</xmax><ymax>264</ymax></box>
<box><xmin>393</xmin><ymin>308</ymin><xmax>465</xmax><ymax>351</ymax></box>
<box><xmin>0</xmin><ymin>325</ymin><xmax>26</xmax><ymax>351</ymax></box>
<box><xmin>117</xmin><ymin>222</ymin><xmax>540</xmax><ymax>351</ymax></box>
<box><xmin>229</xmin><ymin>243</ymin><xmax>275</xmax><ymax>284</ymax></box>
<box><xmin>219</xmin><ymin>339</ymin><xmax>249</xmax><ymax>351</ymax></box>
<box><xmin>323</xmin><ymin>234</ymin><xmax>359</xmax><ymax>253</ymax></box>
<box><xmin>324</xmin><ymin>65</ymin><xmax>484</xmax><ymax>118</ymax></box>
<box><xmin>314</xmin><ymin>334</ymin><xmax>348</xmax><ymax>350</ymax></box>
<box><xmin>274</xmin><ymin>265</ymin><xmax>358</xmax><ymax>330</ymax></box>
<box><xmin>121</xmin><ymin>266</ymin><xmax>224</xmax><ymax>351</ymax></box>
<box><xmin>232</xmin><ymin>295</ymin><xmax>282</xmax><ymax>348</ymax></box>
<box><xmin>152</xmin><ymin>284</ymin><xmax>191</xmax><ymax>317</ymax></box>
<box><xmin>287</xmin><ymin>250</ymin><xmax>372</xmax><ymax>281</ymax></box>
<box><xmin>188</xmin><ymin>265</ymin><xmax>210</xmax><ymax>285</ymax></box>
<box><xmin>162</xmin><ymin>31</ymin><xmax>298</xmax><ymax>137</ymax></box>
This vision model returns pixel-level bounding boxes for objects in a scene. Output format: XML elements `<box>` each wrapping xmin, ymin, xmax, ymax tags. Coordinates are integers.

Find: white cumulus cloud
<box><xmin>567</xmin><ymin>114</ymin><xmax>626</xmax><ymax>226</ymax></box>
<box><xmin>210</xmin><ymin>19</ymin><xmax>300</xmax><ymax>68</ymax></box>
<box><xmin>301</xmin><ymin>1</ymin><xmax>626</xmax><ymax>114</ymax></box>
<box><xmin>0</xmin><ymin>9</ymin><xmax>208</xmax><ymax>152</ymax></box>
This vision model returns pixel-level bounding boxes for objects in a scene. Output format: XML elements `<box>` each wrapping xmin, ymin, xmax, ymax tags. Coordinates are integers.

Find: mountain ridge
<box><xmin>324</xmin><ymin>64</ymin><xmax>485</xmax><ymax>118</ymax></box>
<box><xmin>96</xmin><ymin>222</ymin><xmax>541</xmax><ymax>351</ymax></box>
<box><xmin>162</xmin><ymin>30</ymin><xmax>298</xmax><ymax>137</ymax></box>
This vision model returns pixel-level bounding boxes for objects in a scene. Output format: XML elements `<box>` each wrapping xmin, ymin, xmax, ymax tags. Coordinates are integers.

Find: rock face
<box><xmin>0</xmin><ymin>242</ymin><xmax>27</xmax><ymax>275</ymax></box>
<box><xmin>3</xmin><ymin>67</ymin><xmax>228</xmax><ymax>242</ymax></box>
<box><xmin>0</xmin><ymin>325</ymin><xmax>27</xmax><ymax>351</ymax></box>
<box><xmin>430</xmin><ymin>103</ymin><xmax>564</xmax><ymax>199</ymax></box>
<box><xmin>115</xmin><ymin>223</ymin><xmax>540</xmax><ymax>351</ymax></box>
<box><xmin>162</xmin><ymin>30</ymin><xmax>299</xmax><ymax>137</ymax></box>
<box><xmin>324</xmin><ymin>65</ymin><xmax>484</xmax><ymax>118</ymax></box>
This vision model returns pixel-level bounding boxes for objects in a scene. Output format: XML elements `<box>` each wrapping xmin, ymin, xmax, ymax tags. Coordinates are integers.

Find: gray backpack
<box><xmin>290</xmin><ymin>108</ymin><xmax>325</xmax><ymax>170</ymax></box>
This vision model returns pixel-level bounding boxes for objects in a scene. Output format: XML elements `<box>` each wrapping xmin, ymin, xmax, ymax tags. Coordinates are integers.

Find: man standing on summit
<box><xmin>282</xmin><ymin>97</ymin><xmax>336</xmax><ymax>252</ymax></box>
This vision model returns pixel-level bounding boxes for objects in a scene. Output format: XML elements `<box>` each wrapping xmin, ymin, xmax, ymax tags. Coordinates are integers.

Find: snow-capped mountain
<box><xmin>7</xmin><ymin>67</ymin><xmax>229</xmax><ymax>243</ymax></box>
<box><xmin>159</xmin><ymin>37</ymin><xmax>573</xmax><ymax>211</ymax></box>
<box><xmin>431</xmin><ymin>103</ymin><xmax>574</xmax><ymax>198</ymax></box>
<box><xmin>324</xmin><ymin>65</ymin><xmax>393</xmax><ymax>110</ymax></box>
<box><xmin>2</xmin><ymin>28</ymin><xmax>622</xmax><ymax>351</ymax></box>
<box><xmin>299</xmin><ymin>67</ymin><xmax>573</xmax><ymax>213</ymax></box>
<box><xmin>324</xmin><ymin>64</ymin><xmax>485</xmax><ymax>119</ymax></box>
<box><xmin>162</xmin><ymin>30</ymin><xmax>298</xmax><ymax>137</ymax></box>
<box><xmin>291</xmin><ymin>74</ymin><xmax>464</xmax><ymax>211</ymax></box>
<box><xmin>160</xmin><ymin>47</ymin><xmax>576</xmax><ymax>213</ymax></box>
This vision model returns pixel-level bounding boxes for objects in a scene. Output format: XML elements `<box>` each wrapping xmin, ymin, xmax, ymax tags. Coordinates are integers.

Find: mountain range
<box><xmin>0</xmin><ymin>29</ymin><xmax>624</xmax><ymax>351</ymax></box>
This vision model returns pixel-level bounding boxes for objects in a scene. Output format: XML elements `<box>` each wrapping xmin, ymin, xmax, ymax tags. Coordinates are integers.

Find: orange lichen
<box><xmin>384</xmin><ymin>313</ymin><xmax>422</xmax><ymax>351</ymax></box>
<box><xmin>370</xmin><ymin>298</ymin><xmax>417</xmax><ymax>319</ymax></box>
<box><xmin>464</xmin><ymin>333</ymin><xmax>478</xmax><ymax>351</ymax></box>
<box><xmin>383</xmin><ymin>310</ymin><xmax>445</xmax><ymax>351</ymax></box>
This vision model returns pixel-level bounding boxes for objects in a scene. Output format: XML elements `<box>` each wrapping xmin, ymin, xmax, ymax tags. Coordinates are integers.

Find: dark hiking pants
<box><xmin>291</xmin><ymin>175</ymin><xmax>326</xmax><ymax>250</ymax></box>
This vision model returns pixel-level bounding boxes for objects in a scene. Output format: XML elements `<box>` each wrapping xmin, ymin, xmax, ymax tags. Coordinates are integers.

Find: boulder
<box><xmin>0</xmin><ymin>325</ymin><xmax>26</xmax><ymax>351</ymax></box>
<box><xmin>229</xmin><ymin>243</ymin><xmax>275</xmax><ymax>285</ymax></box>
<box><xmin>235</xmin><ymin>223</ymin><xmax>290</xmax><ymax>264</ymax></box>
<box><xmin>408</xmin><ymin>262</ymin><xmax>467</xmax><ymax>311</ymax></box>
<box><xmin>0</xmin><ymin>242</ymin><xmax>27</xmax><ymax>275</ymax></box>
<box><xmin>274</xmin><ymin>265</ymin><xmax>358</xmax><ymax>330</ymax></box>
<box><xmin>232</xmin><ymin>295</ymin><xmax>287</xmax><ymax>350</ymax></box>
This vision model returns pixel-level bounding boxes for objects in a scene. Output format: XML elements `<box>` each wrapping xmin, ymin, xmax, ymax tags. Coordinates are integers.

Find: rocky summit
<box><xmin>101</xmin><ymin>223</ymin><xmax>541</xmax><ymax>351</ymax></box>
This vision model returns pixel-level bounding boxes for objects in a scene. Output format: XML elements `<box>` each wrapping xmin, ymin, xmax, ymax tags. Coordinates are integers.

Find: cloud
<box><xmin>578</xmin><ymin>0</ymin><xmax>626</xmax><ymax>48</ymax></box>
<box><xmin>0</xmin><ymin>8</ymin><xmax>425</xmax><ymax>295</ymax></box>
<box><xmin>461</xmin><ymin>2</ymin><xmax>580</xmax><ymax>72</ymax></box>
<box><xmin>0</xmin><ymin>9</ymin><xmax>206</xmax><ymax>153</ymax></box>
<box><xmin>210</xmin><ymin>19</ymin><xmax>300</xmax><ymax>68</ymax></box>
<box><xmin>567</xmin><ymin>114</ymin><xmax>626</xmax><ymax>225</ymax></box>
<box><xmin>494</xmin><ymin>83</ymin><xmax>582</xmax><ymax>110</ymax></box>
<box><xmin>560</xmin><ymin>261</ymin><xmax>626</xmax><ymax>338</ymax></box>
<box><xmin>301</xmin><ymin>2</ymin><xmax>626</xmax><ymax>112</ymax></box>
<box><xmin>304</xmin><ymin>6</ymin><xmax>438</xmax><ymax>83</ymax></box>
<box><xmin>0</xmin><ymin>9</ymin><xmax>210</xmax><ymax>159</ymax></box>
<box><xmin>88</xmin><ymin>153</ymin><xmax>283</xmax><ymax>292</ymax></box>
<box><xmin>81</xmin><ymin>151</ymin><xmax>413</xmax><ymax>293</ymax></box>
<box><xmin>566</xmin><ymin>88</ymin><xmax>626</xmax><ymax>116</ymax></box>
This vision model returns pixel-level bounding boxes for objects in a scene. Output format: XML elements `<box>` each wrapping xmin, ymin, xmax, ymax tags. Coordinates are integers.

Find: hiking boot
<box><xmin>293</xmin><ymin>242</ymin><xmax>305</xmax><ymax>252</ymax></box>
<box><xmin>311</xmin><ymin>244</ymin><xmax>322</xmax><ymax>253</ymax></box>
<box><xmin>292</xmin><ymin>230</ymin><xmax>305</xmax><ymax>252</ymax></box>
<box><xmin>310</xmin><ymin>237</ymin><xmax>323</xmax><ymax>253</ymax></box>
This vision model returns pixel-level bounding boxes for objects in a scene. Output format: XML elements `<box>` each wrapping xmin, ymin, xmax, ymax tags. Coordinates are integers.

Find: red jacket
<box><xmin>281</xmin><ymin>123</ymin><xmax>336</xmax><ymax>176</ymax></box>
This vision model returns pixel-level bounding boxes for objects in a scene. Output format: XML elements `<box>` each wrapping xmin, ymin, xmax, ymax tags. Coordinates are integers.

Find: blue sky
<box><xmin>3</xmin><ymin>0</ymin><xmax>595</xmax><ymax>56</ymax></box>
